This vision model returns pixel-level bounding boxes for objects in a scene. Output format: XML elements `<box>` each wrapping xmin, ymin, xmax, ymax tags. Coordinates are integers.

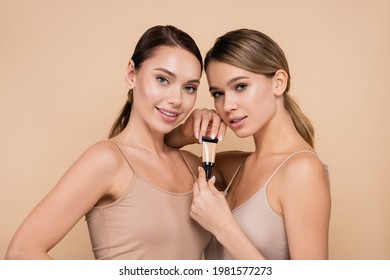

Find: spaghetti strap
<box><xmin>178</xmin><ymin>150</ymin><xmax>197</xmax><ymax>181</ymax></box>
<box><xmin>224</xmin><ymin>155</ymin><xmax>250</xmax><ymax>196</ymax></box>
<box><xmin>263</xmin><ymin>150</ymin><xmax>320</xmax><ymax>187</ymax></box>
<box><xmin>107</xmin><ymin>140</ymin><xmax>136</xmax><ymax>173</ymax></box>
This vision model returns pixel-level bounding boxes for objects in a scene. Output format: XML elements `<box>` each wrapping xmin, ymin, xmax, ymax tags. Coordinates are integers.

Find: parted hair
<box><xmin>205</xmin><ymin>29</ymin><xmax>314</xmax><ymax>147</ymax></box>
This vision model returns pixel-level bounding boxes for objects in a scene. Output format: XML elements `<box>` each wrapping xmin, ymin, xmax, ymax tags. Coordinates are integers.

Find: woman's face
<box><xmin>130</xmin><ymin>46</ymin><xmax>201</xmax><ymax>134</ymax></box>
<box><xmin>206</xmin><ymin>61</ymin><xmax>277</xmax><ymax>138</ymax></box>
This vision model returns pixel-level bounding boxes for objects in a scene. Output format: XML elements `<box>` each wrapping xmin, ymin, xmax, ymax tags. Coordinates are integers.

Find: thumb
<box><xmin>208</xmin><ymin>176</ymin><xmax>220</xmax><ymax>195</ymax></box>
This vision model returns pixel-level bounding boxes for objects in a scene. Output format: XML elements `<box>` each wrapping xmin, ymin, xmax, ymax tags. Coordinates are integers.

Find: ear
<box><xmin>125</xmin><ymin>59</ymin><xmax>136</xmax><ymax>89</ymax></box>
<box><xmin>273</xmin><ymin>70</ymin><xmax>288</xmax><ymax>96</ymax></box>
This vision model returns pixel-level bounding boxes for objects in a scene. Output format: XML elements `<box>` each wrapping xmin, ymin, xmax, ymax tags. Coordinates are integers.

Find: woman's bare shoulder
<box><xmin>76</xmin><ymin>140</ymin><xmax>128</xmax><ymax>173</ymax></box>
<box><xmin>278</xmin><ymin>151</ymin><xmax>330</xmax><ymax>196</ymax></box>
<box><xmin>283</xmin><ymin>152</ymin><xmax>328</xmax><ymax>178</ymax></box>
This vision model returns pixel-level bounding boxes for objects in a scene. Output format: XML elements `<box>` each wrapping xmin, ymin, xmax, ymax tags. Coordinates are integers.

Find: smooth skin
<box><xmin>189</xmin><ymin>61</ymin><xmax>331</xmax><ymax>259</ymax></box>
<box><xmin>5</xmin><ymin>46</ymin><xmax>226</xmax><ymax>259</ymax></box>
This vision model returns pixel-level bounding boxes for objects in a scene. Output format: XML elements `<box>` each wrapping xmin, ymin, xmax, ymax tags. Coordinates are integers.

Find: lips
<box><xmin>228</xmin><ymin>116</ymin><xmax>247</xmax><ymax>128</ymax></box>
<box><xmin>156</xmin><ymin>107</ymin><xmax>180</xmax><ymax>122</ymax></box>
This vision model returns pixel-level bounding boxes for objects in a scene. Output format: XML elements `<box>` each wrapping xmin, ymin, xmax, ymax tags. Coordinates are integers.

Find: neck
<box><xmin>252</xmin><ymin>107</ymin><xmax>307</xmax><ymax>156</ymax></box>
<box><xmin>114</xmin><ymin>116</ymin><xmax>170</xmax><ymax>156</ymax></box>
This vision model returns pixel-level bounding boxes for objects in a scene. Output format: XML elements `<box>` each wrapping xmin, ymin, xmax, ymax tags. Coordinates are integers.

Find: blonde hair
<box><xmin>205</xmin><ymin>29</ymin><xmax>314</xmax><ymax>147</ymax></box>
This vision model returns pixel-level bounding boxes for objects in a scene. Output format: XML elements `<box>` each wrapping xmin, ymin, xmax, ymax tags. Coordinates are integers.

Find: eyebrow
<box><xmin>154</xmin><ymin>68</ymin><xmax>177</xmax><ymax>79</ymax></box>
<box><xmin>209</xmin><ymin>76</ymin><xmax>249</xmax><ymax>91</ymax></box>
<box><xmin>154</xmin><ymin>68</ymin><xmax>200</xmax><ymax>84</ymax></box>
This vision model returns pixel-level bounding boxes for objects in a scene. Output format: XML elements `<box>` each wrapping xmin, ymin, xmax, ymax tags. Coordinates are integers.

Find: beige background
<box><xmin>1</xmin><ymin>0</ymin><xmax>389</xmax><ymax>259</ymax></box>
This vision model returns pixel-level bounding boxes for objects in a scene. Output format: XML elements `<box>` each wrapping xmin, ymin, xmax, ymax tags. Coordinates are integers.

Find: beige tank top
<box><xmin>205</xmin><ymin>150</ymin><xmax>325</xmax><ymax>260</ymax></box>
<box><xmin>85</xmin><ymin>141</ymin><xmax>211</xmax><ymax>259</ymax></box>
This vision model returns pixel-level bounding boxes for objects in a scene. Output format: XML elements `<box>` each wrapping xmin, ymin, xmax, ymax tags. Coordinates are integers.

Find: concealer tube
<box><xmin>201</xmin><ymin>136</ymin><xmax>219</xmax><ymax>180</ymax></box>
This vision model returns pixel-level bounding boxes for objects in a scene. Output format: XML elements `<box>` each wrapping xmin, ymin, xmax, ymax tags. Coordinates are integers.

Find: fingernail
<box><xmin>211</xmin><ymin>131</ymin><xmax>216</xmax><ymax>139</ymax></box>
<box><xmin>210</xmin><ymin>176</ymin><xmax>216</xmax><ymax>184</ymax></box>
<box><xmin>195</xmin><ymin>131</ymin><xmax>199</xmax><ymax>139</ymax></box>
<box><xmin>218</xmin><ymin>134</ymin><xmax>223</xmax><ymax>141</ymax></box>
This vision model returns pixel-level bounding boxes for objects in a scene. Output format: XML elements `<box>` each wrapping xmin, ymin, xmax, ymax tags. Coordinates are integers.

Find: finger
<box><xmin>198</xmin><ymin>109</ymin><xmax>211</xmax><ymax>143</ymax></box>
<box><xmin>208</xmin><ymin>111</ymin><xmax>222</xmax><ymax>140</ymax></box>
<box><xmin>217</xmin><ymin>120</ymin><xmax>227</xmax><ymax>142</ymax></box>
<box><xmin>207</xmin><ymin>175</ymin><xmax>217</xmax><ymax>191</ymax></box>
<box><xmin>208</xmin><ymin>175</ymin><xmax>216</xmax><ymax>188</ymax></box>
<box><xmin>191</xmin><ymin>110</ymin><xmax>202</xmax><ymax>141</ymax></box>
<box><xmin>208</xmin><ymin>176</ymin><xmax>221</xmax><ymax>195</ymax></box>
<box><xmin>196</xmin><ymin>166</ymin><xmax>209</xmax><ymax>191</ymax></box>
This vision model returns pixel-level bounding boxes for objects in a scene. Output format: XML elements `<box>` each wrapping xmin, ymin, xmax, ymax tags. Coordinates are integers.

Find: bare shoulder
<box><xmin>76</xmin><ymin>140</ymin><xmax>126</xmax><ymax>175</ymax></box>
<box><xmin>278</xmin><ymin>152</ymin><xmax>330</xmax><ymax>197</ymax></box>
<box><xmin>284</xmin><ymin>152</ymin><xmax>328</xmax><ymax>179</ymax></box>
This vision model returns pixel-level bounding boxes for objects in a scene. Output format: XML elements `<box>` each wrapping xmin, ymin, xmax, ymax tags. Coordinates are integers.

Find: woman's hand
<box><xmin>165</xmin><ymin>108</ymin><xmax>227</xmax><ymax>148</ymax></box>
<box><xmin>191</xmin><ymin>167</ymin><xmax>266</xmax><ymax>260</ymax></box>
<box><xmin>186</xmin><ymin>108</ymin><xmax>227</xmax><ymax>143</ymax></box>
<box><xmin>190</xmin><ymin>167</ymin><xmax>233</xmax><ymax>235</ymax></box>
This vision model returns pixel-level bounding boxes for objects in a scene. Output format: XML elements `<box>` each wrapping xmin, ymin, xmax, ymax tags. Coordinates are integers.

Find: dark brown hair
<box><xmin>109</xmin><ymin>25</ymin><xmax>203</xmax><ymax>138</ymax></box>
<box><xmin>205</xmin><ymin>29</ymin><xmax>314</xmax><ymax>147</ymax></box>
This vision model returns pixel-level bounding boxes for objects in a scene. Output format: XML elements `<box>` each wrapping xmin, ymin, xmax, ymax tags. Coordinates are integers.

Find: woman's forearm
<box><xmin>5</xmin><ymin>242</ymin><xmax>53</xmax><ymax>260</ymax></box>
<box><xmin>164</xmin><ymin>124</ymin><xmax>197</xmax><ymax>149</ymax></box>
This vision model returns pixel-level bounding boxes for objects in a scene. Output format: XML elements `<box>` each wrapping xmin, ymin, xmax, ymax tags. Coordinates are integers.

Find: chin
<box><xmin>231</xmin><ymin>129</ymin><xmax>252</xmax><ymax>139</ymax></box>
<box><xmin>157</xmin><ymin>123</ymin><xmax>179</xmax><ymax>135</ymax></box>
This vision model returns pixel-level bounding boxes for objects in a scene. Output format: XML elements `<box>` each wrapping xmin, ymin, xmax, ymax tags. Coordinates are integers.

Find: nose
<box><xmin>223</xmin><ymin>93</ymin><xmax>237</xmax><ymax>112</ymax></box>
<box><xmin>167</xmin><ymin>88</ymin><xmax>182</xmax><ymax>106</ymax></box>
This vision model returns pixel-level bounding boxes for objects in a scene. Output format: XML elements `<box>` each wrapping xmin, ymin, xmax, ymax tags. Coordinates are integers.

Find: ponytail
<box><xmin>108</xmin><ymin>89</ymin><xmax>133</xmax><ymax>138</ymax></box>
<box><xmin>284</xmin><ymin>94</ymin><xmax>314</xmax><ymax>147</ymax></box>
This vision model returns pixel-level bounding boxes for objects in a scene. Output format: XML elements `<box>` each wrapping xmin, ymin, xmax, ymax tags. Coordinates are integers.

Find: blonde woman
<box><xmin>169</xmin><ymin>29</ymin><xmax>331</xmax><ymax>260</ymax></box>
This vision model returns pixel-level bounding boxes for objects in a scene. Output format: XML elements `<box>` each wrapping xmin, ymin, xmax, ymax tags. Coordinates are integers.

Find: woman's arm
<box><xmin>5</xmin><ymin>141</ymin><xmax>126</xmax><ymax>259</ymax></box>
<box><xmin>278</xmin><ymin>154</ymin><xmax>331</xmax><ymax>259</ymax></box>
<box><xmin>190</xmin><ymin>154</ymin><xmax>331</xmax><ymax>260</ymax></box>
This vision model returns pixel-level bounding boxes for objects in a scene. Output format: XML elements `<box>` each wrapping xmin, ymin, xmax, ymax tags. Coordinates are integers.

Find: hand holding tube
<box><xmin>190</xmin><ymin>167</ymin><xmax>234</xmax><ymax>236</ymax></box>
<box><xmin>164</xmin><ymin>109</ymin><xmax>226</xmax><ymax>149</ymax></box>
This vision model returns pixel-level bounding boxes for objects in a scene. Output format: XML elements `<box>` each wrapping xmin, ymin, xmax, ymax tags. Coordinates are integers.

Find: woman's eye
<box><xmin>236</xmin><ymin>83</ymin><xmax>247</xmax><ymax>91</ymax></box>
<box><xmin>157</xmin><ymin>76</ymin><xmax>169</xmax><ymax>85</ymax></box>
<box><xmin>210</xmin><ymin>91</ymin><xmax>223</xmax><ymax>98</ymax></box>
<box><xmin>184</xmin><ymin>86</ymin><xmax>198</xmax><ymax>94</ymax></box>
